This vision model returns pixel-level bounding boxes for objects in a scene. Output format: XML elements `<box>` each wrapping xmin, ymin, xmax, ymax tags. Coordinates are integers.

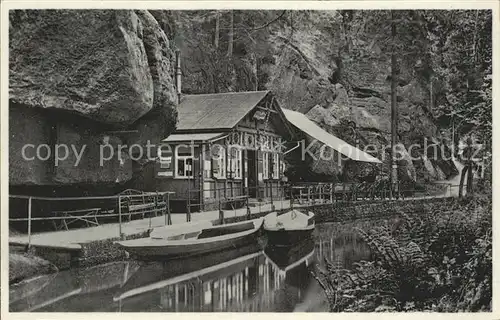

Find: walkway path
<box><xmin>9</xmin><ymin>201</ymin><xmax>292</xmax><ymax>250</ymax></box>
<box><xmin>10</xmin><ymin>189</ymin><xmax>456</xmax><ymax>251</ymax></box>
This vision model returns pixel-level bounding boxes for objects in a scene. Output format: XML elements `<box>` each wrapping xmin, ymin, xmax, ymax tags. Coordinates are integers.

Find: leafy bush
<box><xmin>314</xmin><ymin>193</ymin><xmax>492</xmax><ymax>312</ymax></box>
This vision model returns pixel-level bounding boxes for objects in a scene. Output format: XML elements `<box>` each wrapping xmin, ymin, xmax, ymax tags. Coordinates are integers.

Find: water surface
<box><xmin>10</xmin><ymin>219</ymin><xmax>386</xmax><ymax>312</ymax></box>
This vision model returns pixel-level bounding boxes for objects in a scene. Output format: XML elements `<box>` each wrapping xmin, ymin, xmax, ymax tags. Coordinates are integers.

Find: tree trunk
<box><xmin>253</xmin><ymin>52</ymin><xmax>258</xmax><ymax>91</ymax></box>
<box><xmin>214</xmin><ymin>11</ymin><xmax>220</xmax><ymax>49</ymax></box>
<box><xmin>472</xmin><ymin>10</ymin><xmax>479</xmax><ymax>63</ymax></box>
<box><xmin>226</xmin><ymin>10</ymin><xmax>236</xmax><ymax>91</ymax></box>
<box><xmin>459</xmin><ymin>166</ymin><xmax>468</xmax><ymax>198</ymax></box>
<box><xmin>227</xmin><ymin>10</ymin><xmax>233</xmax><ymax>57</ymax></box>
<box><xmin>390</xmin><ymin>11</ymin><xmax>398</xmax><ymax>199</ymax></box>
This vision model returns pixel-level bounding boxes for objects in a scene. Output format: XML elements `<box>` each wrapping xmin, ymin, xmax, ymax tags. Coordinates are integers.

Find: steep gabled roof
<box><xmin>176</xmin><ymin>91</ymin><xmax>270</xmax><ymax>131</ymax></box>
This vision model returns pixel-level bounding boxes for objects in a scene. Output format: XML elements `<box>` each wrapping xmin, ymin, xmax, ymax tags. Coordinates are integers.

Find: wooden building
<box><xmin>155</xmin><ymin>91</ymin><xmax>295</xmax><ymax>211</ymax></box>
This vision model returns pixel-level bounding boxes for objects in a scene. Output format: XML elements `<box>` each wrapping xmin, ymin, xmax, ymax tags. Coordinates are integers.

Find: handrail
<box><xmin>9</xmin><ymin>191</ymin><xmax>175</xmax><ymax>201</ymax></box>
<box><xmin>9</xmin><ymin>190</ymin><xmax>175</xmax><ymax>240</ymax></box>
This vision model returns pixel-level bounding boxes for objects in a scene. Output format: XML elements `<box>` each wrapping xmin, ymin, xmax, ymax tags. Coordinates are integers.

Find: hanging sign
<box><xmin>225</xmin><ymin>130</ymin><xmax>284</xmax><ymax>153</ymax></box>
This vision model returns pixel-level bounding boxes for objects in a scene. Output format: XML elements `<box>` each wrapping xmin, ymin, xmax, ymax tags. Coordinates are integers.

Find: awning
<box><xmin>282</xmin><ymin>108</ymin><xmax>382</xmax><ymax>164</ymax></box>
<box><xmin>162</xmin><ymin>132</ymin><xmax>227</xmax><ymax>143</ymax></box>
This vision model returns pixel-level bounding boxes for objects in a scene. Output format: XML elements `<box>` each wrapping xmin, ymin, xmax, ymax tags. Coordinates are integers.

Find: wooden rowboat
<box><xmin>264</xmin><ymin>210</ymin><xmax>315</xmax><ymax>246</ymax></box>
<box><xmin>115</xmin><ymin>218</ymin><xmax>264</xmax><ymax>259</ymax></box>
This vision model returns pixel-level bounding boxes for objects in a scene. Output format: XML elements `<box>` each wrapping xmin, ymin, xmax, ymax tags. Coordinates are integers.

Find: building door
<box><xmin>247</xmin><ymin>150</ymin><xmax>257</xmax><ymax>198</ymax></box>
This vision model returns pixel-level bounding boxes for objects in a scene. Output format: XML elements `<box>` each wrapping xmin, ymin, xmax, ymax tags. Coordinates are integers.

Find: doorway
<box><xmin>247</xmin><ymin>150</ymin><xmax>257</xmax><ymax>198</ymax></box>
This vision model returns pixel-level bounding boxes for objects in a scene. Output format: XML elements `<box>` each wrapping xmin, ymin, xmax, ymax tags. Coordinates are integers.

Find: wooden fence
<box><xmin>9</xmin><ymin>190</ymin><xmax>175</xmax><ymax>248</ymax></box>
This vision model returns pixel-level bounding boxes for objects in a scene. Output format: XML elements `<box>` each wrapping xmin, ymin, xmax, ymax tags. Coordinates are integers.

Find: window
<box><xmin>203</xmin><ymin>146</ymin><xmax>212</xmax><ymax>179</ymax></box>
<box><xmin>272</xmin><ymin>153</ymin><xmax>280</xmax><ymax>179</ymax></box>
<box><xmin>175</xmin><ymin>145</ymin><xmax>194</xmax><ymax>178</ymax></box>
<box><xmin>263</xmin><ymin>152</ymin><xmax>270</xmax><ymax>179</ymax></box>
<box><xmin>212</xmin><ymin>145</ymin><xmax>226</xmax><ymax>179</ymax></box>
<box><xmin>228</xmin><ymin>147</ymin><xmax>242</xmax><ymax>179</ymax></box>
<box><xmin>158</xmin><ymin>145</ymin><xmax>173</xmax><ymax>169</ymax></box>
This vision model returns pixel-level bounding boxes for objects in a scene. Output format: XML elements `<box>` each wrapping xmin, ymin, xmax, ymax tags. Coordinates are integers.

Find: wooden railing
<box><xmin>9</xmin><ymin>191</ymin><xmax>175</xmax><ymax>247</ymax></box>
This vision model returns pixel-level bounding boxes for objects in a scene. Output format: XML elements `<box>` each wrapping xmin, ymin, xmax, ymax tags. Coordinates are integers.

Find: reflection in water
<box><xmin>10</xmin><ymin>220</ymin><xmax>390</xmax><ymax>312</ymax></box>
<box><xmin>315</xmin><ymin>220</ymin><xmax>373</xmax><ymax>269</ymax></box>
<box><xmin>115</xmin><ymin>240</ymin><xmax>315</xmax><ymax>312</ymax></box>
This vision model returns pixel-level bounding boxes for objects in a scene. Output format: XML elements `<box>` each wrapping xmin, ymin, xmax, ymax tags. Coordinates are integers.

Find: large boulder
<box><xmin>9</xmin><ymin>10</ymin><xmax>177</xmax><ymax>188</ymax></box>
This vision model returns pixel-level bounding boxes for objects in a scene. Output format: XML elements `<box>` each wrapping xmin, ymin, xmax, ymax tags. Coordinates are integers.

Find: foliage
<box><xmin>314</xmin><ymin>194</ymin><xmax>492</xmax><ymax>312</ymax></box>
<box><xmin>423</xmin><ymin>10</ymin><xmax>492</xmax><ymax>147</ymax></box>
<box><xmin>335</xmin><ymin>10</ymin><xmax>492</xmax><ymax>143</ymax></box>
<box><xmin>154</xmin><ymin>10</ymin><xmax>284</xmax><ymax>94</ymax></box>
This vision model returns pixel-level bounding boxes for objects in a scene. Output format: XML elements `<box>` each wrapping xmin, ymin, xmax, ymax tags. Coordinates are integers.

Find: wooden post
<box><xmin>187</xmin><ymin>176</ymin><xmax>191</xmax><ymax>223</ymax></box>
<box><xmin>27</xmin><ymin>197</ymin><xmax>32</xmax><ymax>250</ymax></box>
<box><xmin>200</xmin><ymin>144</ymin><xmax>205</xmax><ymax>212</ymax></box>
<box><xmin>312</xmin><ymin>185</ymin><xmax>316</xmax><ymax>207</ymax></box>
<box><xmin>219</xmin><ymin>197</ymin><xmax>224</xmax><ymax>224</ymax></box>
<box><xmin>307</xmin><ymin>186</ymin><xmax>311</xmax><ymax>205</ymax></box>
<box><xmin>118</xmin><ymin>196</ymin><xmax>123</xmax><ymax>240</ymax></box>
<box><xmin>319</xmin><ymin>184</ymin><xmax>323</xmax><ymax>203</ymax></box>
<box><xmin>330</xmin><ymin>183</ymin><xmax>333</xmax><ymax>203</ymax></box>
<box><xmin>155</xmin><ymin>191</ymin><xmax>159</xmax><ymax>217</ymax></box>
<box><xmin>167</xmin><ymin>193</ymin><xmax>169</xmax><ymax>225</ymax></box>
<box><xmin>167</xmin><ymin>193</ymin><xmax>172</xmax><ymax>225</ymax></box>
<box><xmin>280</xmin><ymin>184</ymin><xmax>283</xmax><ymax>211</ymax></box>
<box><xmin>246</xmin><ymin>196</ymin><xmax>251</xmax><ymax>219</ymax></box>
<box><xmin>270</xmin><ymin>181</ymin><xmax>275</xmax><ymax>211</ymax></box>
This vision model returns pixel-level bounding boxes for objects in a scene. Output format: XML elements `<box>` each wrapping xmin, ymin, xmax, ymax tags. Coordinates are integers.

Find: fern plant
<box><xmin>314</xmin><ymin>193</ymin><xmax>492</xmax><ymax>312</ymax></box>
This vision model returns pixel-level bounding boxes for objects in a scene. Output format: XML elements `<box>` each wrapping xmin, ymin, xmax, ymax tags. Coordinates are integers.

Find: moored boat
<box><xmin>115</xmin><ymin>218</ymin><xmax>264</xmax><ymax>259</ymax></box>
<box><xmin>264</xmin><ymin>210</ymin><xmax>315</xmax><ymax>246</ymax></box>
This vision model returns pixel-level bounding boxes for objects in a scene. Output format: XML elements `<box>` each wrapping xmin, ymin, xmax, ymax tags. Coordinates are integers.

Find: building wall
<box><xmin>150</xmin><ymin>97</ymin><xmax>293</xmax><ymax>212</ymax></box>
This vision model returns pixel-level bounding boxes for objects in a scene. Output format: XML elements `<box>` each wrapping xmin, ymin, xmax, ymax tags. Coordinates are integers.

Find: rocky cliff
<box><xmin>266</xmin><ymin>12</ymin><xmax>458</xmax><ymax>183</ymax></box>
<box><xmin>9</xmin><ymin>10</ymin><xmax>177</xmax><ymax>190</ymax></box>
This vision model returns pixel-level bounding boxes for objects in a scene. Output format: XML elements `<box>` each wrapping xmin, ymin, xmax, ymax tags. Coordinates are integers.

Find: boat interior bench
<box><xmin>51</xmin><ymin>207</ymin><xmax>101</xmax><ymax>230</ymax></box>
<box><xmin>197</xmin><ymin>221</ymin><xmax>254</xmax><ymax>239</ymax></box>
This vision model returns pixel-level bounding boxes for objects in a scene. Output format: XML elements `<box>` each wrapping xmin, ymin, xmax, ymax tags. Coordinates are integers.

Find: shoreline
<box><xmin>9</xmin><ymin>197</ymin><xmax>455</xmax><ymax>285</ymax></box>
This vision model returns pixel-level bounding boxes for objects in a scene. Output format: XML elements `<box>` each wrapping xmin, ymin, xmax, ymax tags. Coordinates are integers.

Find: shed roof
<box><xmin>282</xmin><ymin>108</ymin><xmax>382</xmax><ymax>164</ymax></box>
<box><xmin>162</xmin><ymin>132</ymin><xmax>227</xmax><ymax>143</ymax></box>
<box><xmin>177</xmin><ymin>91</ymin><xmax>270</xmax><ymax>131</ymax></box>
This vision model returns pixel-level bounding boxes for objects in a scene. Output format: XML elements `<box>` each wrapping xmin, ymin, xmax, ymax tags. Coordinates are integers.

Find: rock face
<box><xmin>264</xmin><ymin>12</ymin><xmax>457</xmax><ymax>183</ymax></box>
<box><xmin>9</xmin><ymin>10</ymin><xmax>177</xmax><ymax>189</ymax></box>
<box><xmin>135</xmin><ymin>10</ymin><xmax>456</xmax><ymax>184</ymax></box>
